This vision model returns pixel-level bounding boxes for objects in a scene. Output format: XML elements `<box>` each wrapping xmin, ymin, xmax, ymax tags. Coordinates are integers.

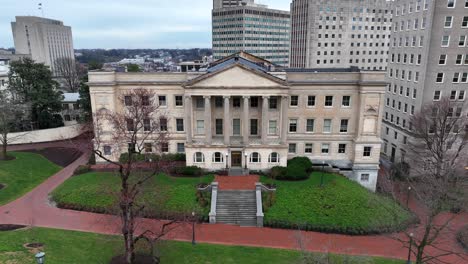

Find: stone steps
<box><xmin>216</xmin><ymin>190</ymin><xmax>257</xmax><ymax>227</ymax></box>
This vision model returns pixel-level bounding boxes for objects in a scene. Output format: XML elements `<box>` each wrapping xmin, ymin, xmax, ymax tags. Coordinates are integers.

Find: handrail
<box><xmin>209</xmin><ymin>182</ymin><xmax>218</xmax><ymax>224</ymax></box>
<box><xmin>255</xmin><ymin>183</ymin><xmax>264</xmax><ymax>227</ymax></box>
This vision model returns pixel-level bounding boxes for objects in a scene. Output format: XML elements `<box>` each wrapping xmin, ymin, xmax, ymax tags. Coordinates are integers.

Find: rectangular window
<box><xmin>434</xmin><ymin>91</ymin><xmax>441</xmax><ymax>100</ymax></box>
<box><xmin>215</xmin><ymin>97</ymin><xmax>223</xmax><ymax>108</ymax></box>
<box><xmin>175</xmin><ymin>95</ymin><xmax>183</xmax><ymax>106</ymax></box>
<box><xmin>233</xmin><ymin>119</ymin><xmax>241</xmax><ymax>135</ymax></box>
<box><xmin>340</xmin><ymin>119</ymin><xmax>349</xmax><ymax>133</ymax></box>
<box><xmin>323</xmin><ymin>119</ymin><xmax>332</xmax><ymax>133</ymax></box>
<box><xmin>448</xmin><ymin>0</ymin><xmax>455</xmax><ymax>7</ymax></box>
<box><xmin>361</xmin><ymin>174</ymin><xmax>370</xmax><ymax>182</ymax></box>
<box><xmin>459</xmin><ymin>35</ymin><xmax>466</xmax><ymax>46</ymax></box>
<box><xmin>305</xmin><ymin>143</ymin><xmax>313</xmax><ymax>154</ymax></box>
<box><xmin>442</xmin><ymin>36</ymin><xmax>450</xmax><ymax>47</ymax></box>
<box><xmin>307</xmin><ymin>96</ymin><xmax>316</xmax><ymax>107</ymax></box>
<box><xmin>250</xmin><ymin>119</ymin><xmax>258</xmax><ymax>135</ymax></box>
<box><xmin>126</xmin><ymin>119</ymin><xmax>134</xmax><ymax>131</ymax></box>
<box><xmin>160</xmin><ymin>118</ymin><xmax>167</xmax><ymax>131</ymax></box>
<box><xmin>456</xmin><ymin>54</ymin><xmax>463</xmax><ymax>64</ymax></box>
<box><xmin>459</xmin><ymin>90</ymin><xmax>466</xmax><ymax>100</ymax></box>
<box><xmin>233</xmin><ymin>97</ymin><xmax>241</xmax><ymax>108</ymax></box>
<box><xmin>250</xmin><ymin>97</ymin><xmax>259</xmax><ymax>108</ymax></box>
<box><xmin>128</xmin><ymin>143</ymin><xmax>136</xmax><ymax>153</ymax></box>
<box><xmin>269</xmin><ymin>97</ymin><xmax>278</xmax><ymax>109</ymax></box>
<box><xmin>158</xmin><ymin>96</ymin><xmax>167</xmax><ymax>107</ymax></box>
<box><xmin>439</xmin><ymin>54</ymin><xmax>447</xmax><ymax>65</ymax></box>
<box><xmin>342</xmin><ymin>96</ymin><xmax>351</xmax><ymax>107</ymax></box>
<box><xmin>450</xmin><ymin>91</ymin><xmax>457</xmax><ymax>100</ymax></box>
<box><xmin>306</xmin><ymin>119</ymin><xmax>315</xmax><ymax>132</ymax></box>
<box><xmin>363</xmin><ymin>146</ymin><xmax>372</xmax><ymax>157</ymax></box>
<box><xmin>338</xmin><ymin>143</ymin><xmax>346</xmax><ymax>154</ymax></box>
<box><xmin>445</xmin><ymin>16</ymin><xmax>453</xmax><ymax>27</ymax></box>
<box><xmin>176</xmin><ymin>119</ymin><xmax>184</xmax><ymax>132</ymax></box>
<box><xmin>161</xmin><ymin>143</ymin><xmax>169</xmax><ymax>153</ymax></box>
<box><xmin>124</xmin><ymin>96</ymin><xmax>132</xmax><ymax>106</ymax></box>
<box><xmin>196</xmin><ymin>120</ymin><xmax>204</xmax><ymax>134</ymax></box>
<box><xmin>462</xmin><ymin>16</ymin><xmax>468</xmax><ymax>27</ymax></box>
<box><xmin>268</xmin><ymin>120</ymin><xmax>277</xmax><ymax>135</ymax></box>
<box><xmin>453</xmin><ymin>72</ymin><xmax>460</xmax><ymax>83</ymax></box>
<box><xmin>462</xmin><ymin>73</ymin><xmax>468</xmax><ymax>83</ymax></box>
<box><xmin>436</xmin><ymin>73</ymin><xmax>444</xmax><ymax>83</ymax></box>
<box><xmin>196</xmin><ymin>98</ymin><xmax>204</xmax><ymax>108</ymax></box>
<box><xmin>215</xmin><ymin>119</ymin><xmax>223</xmax><ymax>135</ymax></box>
<box><xmin>288</xmin><ymin>143</ymin><xmax>297</xmax><ymax>153</ymax></box>
<box><xmin>144</xmin><ymin>143</ymin><xmax>152</xmax><ymax>153</ymax></box>
<box><xmin>289</xmin><ymin>119</ymin><xmax>298</xmax><ymax>133</ymax></box>
<box><xmin>143</xmin><ymin>119</ymin><xmax>151</xmax><ymax>131</ymax></box>
<box><xmin>177</xmin><ymin>143</ymin><xmax>185</xmax><ymax>153</ymax></box>
<box><xmin>290</xmin><ymin>96</ymin><xmax>299</xmax><ymax>107</ymax></box>
<box><xmin>321</xmin><ymin>143</ymin><xmax>330</xmax><ymax>154</ymax></box>
<box><xmin>325</xmin><ymin>96</ymin><xmax>333</xmax><ymax>107</ymax></box>
<box><xmin>103</xmin><ymin>146</ymin><xmax>112</xmax><ymax>155</ymax></box>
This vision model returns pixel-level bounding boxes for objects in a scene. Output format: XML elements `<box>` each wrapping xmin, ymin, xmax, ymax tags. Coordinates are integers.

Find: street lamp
<box><xmin>225</xmin><ymin>153</ymin><xmax>229</xmax><ymax>170</ymax></box>
<box><xmin>192</xmin><ymin>211</ymin><xmax>196</xmax><ymax>245</ymax></box>
<box><xmin>320</xmin><ymin>161</ymin><xmax>325</xmax><ymax>187</ymax></box>
<box><xmin>244</xmin><ymin>153</ymin><xmax>248</xmax><ymax>170</ymax></box>
<box><xmin>407</xmin><ymin>233</ymin><xmax>414</xmax><ymax>264</ymax></box>
<box><xmin>35</xmin><ymin>252</ymin><xmax>45</xmax><ymax>264</ymax></box>
<box><xmin>406</xmin><ymin>186</ymin><xmax>412</xmax><ymax>208</ymax></box>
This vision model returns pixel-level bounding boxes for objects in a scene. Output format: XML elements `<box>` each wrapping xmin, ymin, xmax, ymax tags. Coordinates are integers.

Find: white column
<box><xmin>223</xmin><ymin>96</ymin><xmax>231</xmax><ymax>145</ymax></box>
<box><xmin>281</xmin><ymin>96</ymin><xmax>288</xmax><ymax>144</ymax></box>
<box><xmin>184</xmin><ymin>95</ymin><xmax>192</xmax><ymax>144</ymax></box>
<box><xmin>243</xmin><ymin>96</ymin><xmax>250</xmax><ymax>145</ymax></box>
<box><xmin>204</xmin><ymin>96</ymin><xmax>212</xmax><ymax>145</ymax></box>
<box><xmin>261</xmin><ymin>96</ymin><xmax>269</xmax><ymax>144</ymax></box>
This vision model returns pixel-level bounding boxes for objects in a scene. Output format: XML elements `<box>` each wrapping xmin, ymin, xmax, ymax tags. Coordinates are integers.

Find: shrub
<box><xmin>174</xmin><ymin>166</ymin><xmax>203</xmax><ymax>177</ymax></box>
<box><xmin>285</xmin><ymin>163</ymin><xmax>309</xmax><ymax>181</ymax></box>
<box><xmin>288</xmin><ymin>157</ymin><xmax>313</xmax><ymax>172</ymax></box>
<box><xmin>74</xmin><ymin>165</ymin><xmax>91</xmax><ymax>176</ymax></box>
<box><xmin>457</xmin><ymin>226</ymin><xmax>468</xmax><ymax>251</ymax></box>
<box><xmin>262</xmin><ymin>192</ymin><xmax>276</xmax><ymax>212</ymax></box>
<box><xmin>270</xmin><ymin>166</ymin><xmax>287</xmax><ymax>179</ymax></box>
<box><xmin>119</xmin><ymin>153</ymin><xmax>186</xmax><ymax>163</ymax></box>
<box><xmin>196</xmin><ymin>190</ymin><xmax>211</xmax><ymax>208</ymax></box>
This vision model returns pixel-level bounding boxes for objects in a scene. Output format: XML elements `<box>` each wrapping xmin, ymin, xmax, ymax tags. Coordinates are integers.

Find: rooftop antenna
<box><xmin>38</xmin><ymin>3</ymin><xmax>44</xmax><ymax>17</ymax></box>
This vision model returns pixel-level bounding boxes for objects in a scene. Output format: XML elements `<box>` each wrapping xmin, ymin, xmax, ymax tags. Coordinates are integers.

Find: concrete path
<box><xmin>0</xmin><ymin>143</ymin><xmax>466</xmax><ymax>263</ymax></box>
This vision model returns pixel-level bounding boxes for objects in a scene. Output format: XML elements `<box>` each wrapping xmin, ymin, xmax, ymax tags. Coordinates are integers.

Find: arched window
<box><xmin>250</xmin><ymin>152</ymin><xmax>261</xmax><ymax>163</ymax></box>
<box><xmin>269</xmin><ymin>152</ymin><xmax>280</xmax><ymax>163</ymax></box>
<box><xmin>212</xmin><ymin>152</ymin><xmax>224</xmax><ymax>163</ymax></box>
<box><xmin>194</xmin><ymin>152</ymin><xmax>205</xmax><ymax>163</ymax></box>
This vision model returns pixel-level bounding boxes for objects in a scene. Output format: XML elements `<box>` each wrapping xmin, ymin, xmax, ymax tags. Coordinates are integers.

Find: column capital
<box><xmin>223</xmin><ymin>95</ymin><xmax>231</xmax><ymax>99</ymax></box>
<box><xmin>281</xmin><ymin>95</ymin><xmax>289</xmax><ymax>100</ymax></box>
<box><xmin>203</xmin><ymin>95</ymin><xmax>211</xmax><ymax>99</ymax></box>
<box><xmin>262</xmin><ymin>95</ymin><xmax>270</xmax><ymax>99</ymax></box>
<box><xmin>184</xmin><ymin>95</ymin><xmax>192</xmax><ymax>99</ymax></box>
<box><xmin>243</xmin><ymin>96</ymin><xmax>250</xmax><ymax>99</ymax></box>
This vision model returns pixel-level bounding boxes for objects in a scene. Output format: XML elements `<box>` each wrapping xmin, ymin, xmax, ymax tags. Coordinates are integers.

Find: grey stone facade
<box><xmin>382</xmin><ymin>0</ymin><xmax>468</xmax><ymax>162</ymax></box>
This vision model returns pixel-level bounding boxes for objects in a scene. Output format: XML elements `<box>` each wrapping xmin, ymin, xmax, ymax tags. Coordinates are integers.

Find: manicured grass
<box><xmin>261</xmin><ymin>172</ymin><xmax>414</xmax><ymax>234</ymax></box>
<box><xmin>51</xmin><ymin>172</ymin><xmax>214</xmax><ymax>220</ymax></box>
<box><xmin>0</xmin><ymin>227</ymin><xmax>404</xmax><ymax>263</ymax></box>
<box><xmin>0</xmin><ymin>152</ymin><xmax>61</xmax><ymax>205</ymax></box>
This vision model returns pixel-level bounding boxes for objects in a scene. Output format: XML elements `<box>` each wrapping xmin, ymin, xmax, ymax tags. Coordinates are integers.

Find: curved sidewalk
<box><xmin>0</xmin><ymin>145</ymin><xmax>466</xmax><ymax>263</ymax></box>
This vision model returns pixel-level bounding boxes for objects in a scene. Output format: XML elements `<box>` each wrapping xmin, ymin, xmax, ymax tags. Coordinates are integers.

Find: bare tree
<box><xmin>91</xmin><ymin>88</ymin><xmax>172</xmax><ymax>264</ymax></box>
<box><xmin>54</xmin><ymin>57</ymin><xmax>84</xmax><ymax>92</ymax></box>
<box><xmin>391</xmin><ymin>98</ymin><xmax>468</xmax><ymax>264</ymax></box>
<box><xmin>0</xmin><ymin>90</ymin><xmax>29</xmax><ymax>160</ymax></box>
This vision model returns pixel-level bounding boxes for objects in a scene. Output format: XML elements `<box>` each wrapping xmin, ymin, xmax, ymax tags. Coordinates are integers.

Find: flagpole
<box><xmin>38</xmin><ymin>3</ymin><xmax>44</xmax><ymax>17</ymax></box>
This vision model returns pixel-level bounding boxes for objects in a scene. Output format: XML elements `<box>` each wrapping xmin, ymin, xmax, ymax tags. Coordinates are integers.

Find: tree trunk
<box><xmin>122</xmin><ymin>202</ymin><xmax>135</xmax><ymax>264</ymax></box>
<box><xmin>0</xmin><ymin>141</ymin><xmax>7</xmax><ymax>160</ymax></box>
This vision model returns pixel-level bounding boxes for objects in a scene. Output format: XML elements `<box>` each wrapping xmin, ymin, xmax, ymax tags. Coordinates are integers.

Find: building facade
<box><xmin>88</xmin><ymin>54</ymin><xmax>386</xmax><ymax>191</ymax></box>
<box><xmin>212</xmin><ymin>0</ymin><xmax>290</xmax><ymax>66</ymax></box>
<box><xmin>213</xmin><ymin>0</ymin><xmax>255</xmax><ymax>9</ymax></box>
<box><xmin>11</xmin><ymin>16</ymin><xmax>75</xmax><ymax>76</ymax></box>
<box><xmin>382</xmin><ymin>0</ymin><xmax>468</xmax><ymax>162</ymax></box>
<box><xmin>290</xmin><ymin>0</ymin><xmax>393</xmax><ymax>70</ymax></box>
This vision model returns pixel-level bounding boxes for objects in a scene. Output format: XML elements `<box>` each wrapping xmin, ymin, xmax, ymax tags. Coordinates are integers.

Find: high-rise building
<box><xmin>212</xmin><ymin>0</ymin><xmax>290</xmax><ymax>66</ymax></box>
<box><xmin>289</xmin><ymin>0</ymin><xmax>393</xmax><ymax>70</ymax></box>
<box><xmin>11</xmin><ymin>16</ymin><xmax>75</xmax><ymax>75</ymax></box>
<box><xmin>382</xmin><ymin>0</ymin><xmax>468</xmax><ymax>162</ymax></box>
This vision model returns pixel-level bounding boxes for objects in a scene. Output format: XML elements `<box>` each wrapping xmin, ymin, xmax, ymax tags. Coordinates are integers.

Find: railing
<box><xmin>255</xmin><ymin>183</ymin><xmax>264</xmax><ymax>227</ymax></box>
<box><xmin>208</xmin><ymin>182</ymin><xmax>219</xmax><ymax>224</ymax></box>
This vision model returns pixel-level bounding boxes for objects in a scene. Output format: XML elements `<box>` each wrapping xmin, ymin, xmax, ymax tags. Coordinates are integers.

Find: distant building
<box><xmin>212</xmin><ymin>0</ymin><xmax>290</xmax><ymax>66</ymax></box>
<box><xmin>60</xmin><ymin>93</ymin><xmax>81</xmax><ymax>126</ymax></box>
<box><xmin>382</xmin><ymin>0</ymin><xmax>468</xmax><ymax>162</ymax></box>
<box><xmin>0</xmin><ymin>51</ymin><xmax>31</xmax><ymax>91</ymax></box>
<box><xmin>289</xmin><ymin>0</ymin><xmax>393</xmax><ymax>70</ymax></box>
<box><xmin>11</xmin><ymin>16</ymin><xmax>75</xmax><ymax>76</ymax></box>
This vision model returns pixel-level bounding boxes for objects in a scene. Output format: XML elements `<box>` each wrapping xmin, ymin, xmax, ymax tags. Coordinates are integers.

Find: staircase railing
<box><xmin>208</xmin><ymin>182</ymin><xmax>218</xmax><ymax>224</ymax></box>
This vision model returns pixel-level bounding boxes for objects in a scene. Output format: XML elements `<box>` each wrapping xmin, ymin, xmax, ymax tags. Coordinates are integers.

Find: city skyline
<box><xmin>0</xmin><ymin>0</ymin><xmax>290</xmax><ymax>50</ymax></box>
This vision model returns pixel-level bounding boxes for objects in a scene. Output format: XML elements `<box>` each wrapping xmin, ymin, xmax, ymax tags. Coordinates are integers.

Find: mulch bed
<box><xmin>0</xmin><ymin>224</ymin><xmax>27</xmax><ymax>231</ymax></box>
<box><xmin>20</xmin><ymin>147</ymin><xmax>82</xmax><ymax>167</ymax></box>
<box><xmin>110</xmin><ymin>254</ymin><xmax>154</xmax><ymax>264</ymax></box>
<box><xmin>24</xmin><ymin>243</ymin><xmax>44</xmax><ymax>248</ymax></box>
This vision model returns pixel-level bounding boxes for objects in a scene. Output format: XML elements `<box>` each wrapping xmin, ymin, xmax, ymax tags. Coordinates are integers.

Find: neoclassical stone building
<box><xmin>88</xmin><ymin>53</ymin><xmax>385</xmax><ymax>191</ymax></box>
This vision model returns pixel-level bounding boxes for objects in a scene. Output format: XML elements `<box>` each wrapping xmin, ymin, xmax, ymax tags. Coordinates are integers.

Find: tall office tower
<box><xmin>212</xmin><ymin>0</ymin><xmax>290</xmax><ymax>66</ymax></box>
<box><xmin>290</xmin><ymin>0</ymin><xmax>393</xmax><ymax>70</ymax></box>
<box><xmin>213</xmin><ymin>0</ymin><xmax>255</xmax><ymax>9</ymax></box>
<box><xmin>11</xmin><ymin>16</ymin><xmax>75</xmax><ymax>76</ymax></box>
<box><xmin>382</xmin><ymin>0</ymin><xmax>468</xmax><ymax>162</ymax></box>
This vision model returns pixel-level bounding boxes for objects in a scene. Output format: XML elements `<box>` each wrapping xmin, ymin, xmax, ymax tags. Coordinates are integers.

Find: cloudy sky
<box><xmin>0</xmin><ymin>0</ymin><xmax>290</xmax><ymax>49</ymax></box>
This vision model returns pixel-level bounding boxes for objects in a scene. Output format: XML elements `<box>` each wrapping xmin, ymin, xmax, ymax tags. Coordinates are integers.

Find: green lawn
<box><xmin>0</xmin><ymin>227</ymin><xmax>404</xmax><ymax>264</ymax></box>
<box><xmin>51</xmin><ymin>172</ymin><xmax>214</xmax><ymax>220</ymax></box>
<box><xmin>261</xmin><ymin>172</ymin><xmax>414</xmax><ymax>234</ymax></box>
<box><xmin>0</xmin><ymin>152</ymin><xmax>61</xmax><ymax>205</ymax></box>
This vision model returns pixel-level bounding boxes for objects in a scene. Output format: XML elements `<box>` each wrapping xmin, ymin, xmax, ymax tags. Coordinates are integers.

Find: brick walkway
<box><xmin>215</xmin><ymin>175</ymin><xmax>259</xmax><ymax>190</ymax></box>
<box><xmin>1</xmin><ymin>143</ymin><xmax>467</xmax><ymax>263</ymax></box>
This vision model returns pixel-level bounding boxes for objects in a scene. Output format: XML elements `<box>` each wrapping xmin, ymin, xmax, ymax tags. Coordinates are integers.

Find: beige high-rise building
<box><xmin>88</xmin><ymin>52</ymin><xmax>386</xmax><ymax>191</ymax></box>
<box><xmin>382</xmin><ymin>0</ymin><xmax>468</xmax><ymax>162</ymax></box>
<box><xmin>290</xmin><ymin>0</ymin><xmax>393</xmax><ymax>70</ymax></box>
<box><xmin>212</xmin><ymin>0</ymin><xmax>290</xmax><ymax>66</ymax></box>
<box><xmin>11</xmin><ymin>16</ymin><xmax>75</xmax><ymax>75</ymax></box>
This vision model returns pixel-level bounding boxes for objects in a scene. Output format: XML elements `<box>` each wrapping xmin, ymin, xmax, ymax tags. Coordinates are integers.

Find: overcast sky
<box><xmin>0</xmin><ymin>0</ymin><xmax>290</xmax><ymax>49</ymax></box>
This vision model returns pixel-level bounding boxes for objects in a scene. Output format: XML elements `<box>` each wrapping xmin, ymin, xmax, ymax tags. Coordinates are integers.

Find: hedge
<box><xmin>173</xmin><ymin>166</ymin><xmax>203</xmax><ymax>177</ymax></box>
<box><xmin>119</xmin><ymin>153</ymin><xmax>186</xmax><ymax>163</ymax></box>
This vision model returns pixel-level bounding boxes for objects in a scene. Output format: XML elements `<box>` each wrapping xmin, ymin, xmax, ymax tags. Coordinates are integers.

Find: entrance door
<box><xmin>390</xmin><ymin>147</ymin><xmax>396</xmax><ymax>162</ymax></box>
<box><xmin>231</xmin><ymin>151</ymin><xmax>242</xmax><ymax>167</ymax></box>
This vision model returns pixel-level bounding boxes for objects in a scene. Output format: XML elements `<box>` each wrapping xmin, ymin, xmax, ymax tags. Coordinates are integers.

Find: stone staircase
<box><xmin>215</xmin><ymin>190</ymin><xmax>257</xmax><ymax>226</ymax></box>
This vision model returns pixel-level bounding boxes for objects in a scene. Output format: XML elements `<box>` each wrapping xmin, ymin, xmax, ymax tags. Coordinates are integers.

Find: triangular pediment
<box><xmin>186</xmin><ymin>64</ymin><xmax>286</xmax><ymax>88</ymax></box>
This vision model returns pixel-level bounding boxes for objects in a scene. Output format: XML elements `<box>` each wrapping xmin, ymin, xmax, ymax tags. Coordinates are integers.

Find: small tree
<box><xmin>77</xmin><ymin>76</ymin><xmax>92</xmax><ymax>123</ymax></box>
<box><xmin>54</xmin><ymin>57</ymin><xmax>83</xmax><ymax>92</ymax></box>
<box><xmin>92</xmin><ymin>88</ymin><xmax>172</xmax><ymax>264</ymax></box>
<box><xmin>126</xmin><ymin>64</ymin><xmax>141</xmax><ymax>72</ymax></box>
<box><xmin>395</xmin><ymin>98</ymin><xmax>467</xmax><ymax>263</ymax></box>
<box><xmin>0</xmin><ymin>91</ymin><xmax>28</xmax><ymax>160</ymax></box>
